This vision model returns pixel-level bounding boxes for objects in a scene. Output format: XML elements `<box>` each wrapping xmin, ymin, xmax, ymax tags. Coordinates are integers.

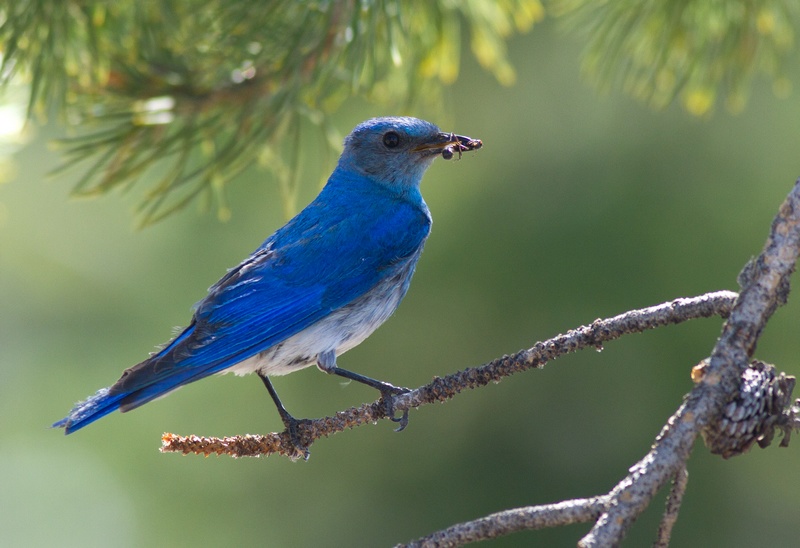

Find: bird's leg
<box><xmin>257</xmin><ymin>372</ymin><xmax>310</xmax><ymax>456</ymax></box>
<box><xmin>330</xmin><ymin>367</ymin><xmax>412</xmax><ymax>431</ymax></box>
<box><xmin>317</xmin><ymin>350</ymin><xmax>410</xmax><ymax>431</ymax></box>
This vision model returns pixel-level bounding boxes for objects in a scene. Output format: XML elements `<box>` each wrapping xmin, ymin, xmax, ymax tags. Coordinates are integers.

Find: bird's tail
<box><xmin>52</xmin><ymin>388</ymin><xmax>129</xmax><ymax>434</ymax></box>
<box><xmin>52</xmin><ymin>325</ymin><xmax>203</xmax><ymax>434</ymax></box>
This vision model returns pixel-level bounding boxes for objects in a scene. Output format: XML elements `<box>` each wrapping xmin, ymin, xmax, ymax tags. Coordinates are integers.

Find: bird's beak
<box><xmin>414</xmin><ymin>132</ymin><xmax>483</xmax><ymax>159</ymax></box>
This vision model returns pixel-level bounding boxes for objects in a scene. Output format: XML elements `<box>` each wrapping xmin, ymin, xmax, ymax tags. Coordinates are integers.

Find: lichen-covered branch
<box><xmin>399</xmin><ymin>496</ymin><xmax>610</xmax><ymax>547</ymax></box>
<box><xmin>161</xmin><ymin>290</ymin><xmax>737</xmax><ymax>458</ymax></box>
<box><xmin>578</xmin><ymin>179</ymin><xmax>800</xmax><ymax>547</ymax></box>
<box><xmin>395</xmin><ymin>181</ymin><xmax>800</xmax><ymax>547</ymax></box>
<box><xmin>653</xmin><ymin>465</ymin><xmax>689</xmax><ymax>548</ymax></box>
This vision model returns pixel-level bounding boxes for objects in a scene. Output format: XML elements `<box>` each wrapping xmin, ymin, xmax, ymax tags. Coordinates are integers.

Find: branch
<box><xmin>160</xmin><ymin>182</ymin><xmax>800</xmax><ymax>545</ymax></box>
<box><xmin>387</xmin><ymin>180</ymin><xmax>800</xmax><ymax>547</ymax></box>
<box><xmin>577</xmin><ymin>179</ymin><xmax>800</xmax><ymax>547</ymax></box>
<box><xmin>398</xmin><ymin>496</ymin><xmax>610</xmax><ymax>548</ymax></box>
<box><xmin>161</xmin><ymin>290</ymin><xmax>737</xmax><ymax>459</ymax></box>
<box><xmin>653</xmin><ymin>465</ymin><xmax>689</xmax><ymax>548</ymax></box>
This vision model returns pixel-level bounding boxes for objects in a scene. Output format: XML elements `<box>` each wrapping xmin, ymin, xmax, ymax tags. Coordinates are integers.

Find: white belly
<box><xmin>222</xmin><ymin>264</ymin><xmax>412</xmax><ymax>377</ymax></box>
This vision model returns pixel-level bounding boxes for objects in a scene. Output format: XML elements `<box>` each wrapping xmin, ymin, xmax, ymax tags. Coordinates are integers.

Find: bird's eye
<box><xmin>382</xmin><ymin>131</ymin><xmax>400</xmax><ymax>148</ymax></box>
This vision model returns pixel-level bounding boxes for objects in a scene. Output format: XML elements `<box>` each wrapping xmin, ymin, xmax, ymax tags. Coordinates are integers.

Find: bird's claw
<box><xmin>379</xmin><ymin>385</ymin><xmax>411</xmax><ymax>432</ymax></box>
<box><xmin>323</xmin><ymin>365</ymin><xmax>412</xmax><ymax>431</ymax></box>
<box><xmin>281</xmin><ymin>415</ymin><xmax>313</xmax><ymax>460</ymax></box>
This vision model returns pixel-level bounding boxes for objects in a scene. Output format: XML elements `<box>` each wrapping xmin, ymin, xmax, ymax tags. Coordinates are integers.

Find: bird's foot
<box><xmin>324</xmin><ymin>364</ymin><xmax>412</xmax><ymax>431</ymax></box>
<box><xmin>378</xmin><ymin>384</ymin><xmax>411</xmax><ymax>432</ymax></box>
<box><xmin>258</xmin><ymin>372</ymin><xmax>313</xmax><ymax>459</ymax></box>
<box><xmin>280</xmin><ymin>414</ymin><xmax>313</xmax><ymax>461</ymax></box>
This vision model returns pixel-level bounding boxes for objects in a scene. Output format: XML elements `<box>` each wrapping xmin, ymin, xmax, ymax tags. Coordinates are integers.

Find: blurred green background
<box><xmin>3</xmin><ymin>19</ymin><xmax>800</xmax><ymax>548</ymax></box>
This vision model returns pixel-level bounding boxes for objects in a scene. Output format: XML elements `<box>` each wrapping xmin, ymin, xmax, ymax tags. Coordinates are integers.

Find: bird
<box><xmin>53</xmin><ymin>116</ymin><xmax>482</xmax><ymax>436</ymax></box>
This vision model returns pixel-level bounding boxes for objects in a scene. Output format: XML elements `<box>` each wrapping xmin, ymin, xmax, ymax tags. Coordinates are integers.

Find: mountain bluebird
<box><xmin>53</xmin><ymin>116</ymin><xmax>481</xmax><ymax>435</ymax></box>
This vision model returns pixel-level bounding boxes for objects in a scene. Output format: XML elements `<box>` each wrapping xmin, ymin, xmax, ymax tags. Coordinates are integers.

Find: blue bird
<box><xmin>53</xmin><ymin>116</ymin><xmax>481</xmax><ymax>436</ymax></box>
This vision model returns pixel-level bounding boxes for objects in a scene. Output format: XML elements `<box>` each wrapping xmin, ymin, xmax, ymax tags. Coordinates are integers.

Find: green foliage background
<box><xmin>2</xmin><ymin>4</ymin><xmax>800</xmax><ymax>547</ymax></box>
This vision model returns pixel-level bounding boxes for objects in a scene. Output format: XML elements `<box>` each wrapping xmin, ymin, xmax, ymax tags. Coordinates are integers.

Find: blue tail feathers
<box><xmin>52</xmin><ymin>388</ymin><xmax>128</xmax><ymax>434</ymax></box>
<box><xmin>53</xmin><ymin>324</ymin><xmax>203</xmax><ymax>434</ymax></box>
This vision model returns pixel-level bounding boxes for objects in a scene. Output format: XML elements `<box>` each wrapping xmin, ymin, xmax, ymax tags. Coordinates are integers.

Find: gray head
<box><xmin>337</xmin><ymin>117</ymin><xmax>481</xmax><ymax>192</ymax></box>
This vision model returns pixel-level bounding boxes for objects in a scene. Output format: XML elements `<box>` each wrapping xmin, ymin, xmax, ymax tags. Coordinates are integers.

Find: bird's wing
<box><xmin>111</xmin><ymin>196</ymin><xmax>430</xmax><ymax>403</ymax></box>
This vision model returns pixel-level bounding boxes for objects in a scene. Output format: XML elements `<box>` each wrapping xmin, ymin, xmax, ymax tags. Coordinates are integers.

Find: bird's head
<box><xmin>337</xmin><ymin>117</ymin><xmax>481</xmax><ymax>192</ymax></box>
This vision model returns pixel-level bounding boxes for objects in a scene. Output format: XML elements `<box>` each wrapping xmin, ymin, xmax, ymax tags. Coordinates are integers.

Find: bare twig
<box><xmin>578</xmin><ymin>180</ymin><xmax>800</xmax><ymax>547</ymax></box>
<box><xmin>653</xmin><ymin>465</ymin><xmax>689</xmax><ymax>548</ymax></box>
<box><xmin>161</xmin><ymin>291</ymin><xmax>737</xmax><ymax>458</ymax></box>
<box><xmin>399</xmin><ymin>496</ymin><xmax>610</xmax><ymax>548</ymax></box>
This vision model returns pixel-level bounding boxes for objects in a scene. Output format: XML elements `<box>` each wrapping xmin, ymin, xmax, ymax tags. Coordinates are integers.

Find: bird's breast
<box><xmin>225</xmin><ymin>253</ymin><xmax>421</xmax><ymax>377</ymax></box>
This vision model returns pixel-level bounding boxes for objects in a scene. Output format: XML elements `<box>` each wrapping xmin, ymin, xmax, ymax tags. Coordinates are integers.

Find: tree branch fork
<box><xmin>161</xmin><ymin>180</ymin><xmax>800</xmax><ymax>547</ymax></box>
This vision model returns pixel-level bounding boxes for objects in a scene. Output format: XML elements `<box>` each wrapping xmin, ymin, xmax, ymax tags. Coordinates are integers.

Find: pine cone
<box><xmin>699</xmin><ymin>360</ymin><xmax>797</xmax><ymax>459</ymax></box>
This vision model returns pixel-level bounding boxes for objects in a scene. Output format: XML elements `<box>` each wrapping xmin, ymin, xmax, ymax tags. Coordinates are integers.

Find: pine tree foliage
<box><xmin>553</xmin><ymin>0</ymin><xmax>798</xmax><ymax>115</ymax></box>
<box><xmin>0</xmin><ymin>0</ymin><xmax>541</xmax><ymax>224</ymax></box>
<box><xmin>1</xmin><ymin>0</ymin><xmax>798</xmax><ymax>224</ymax></box>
